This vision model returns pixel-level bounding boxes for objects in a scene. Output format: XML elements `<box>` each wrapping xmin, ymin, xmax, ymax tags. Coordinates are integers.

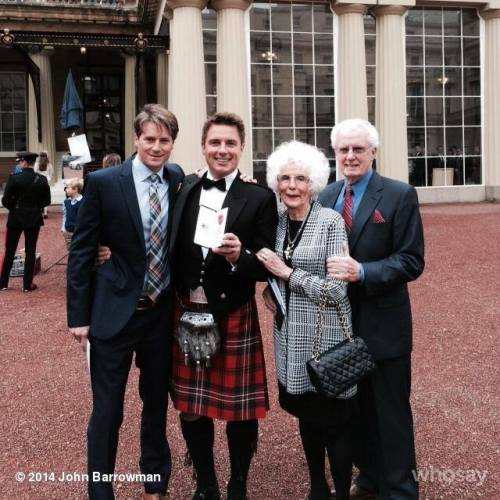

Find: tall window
<box><xmin>202</xmin><ymin>8</ymin><xmax>217</xmax><ymax>116</ymax></box>
<box><xmin>406</xmin><ymin>8</ymin><xmax>481</xmax><ymax>187</ymax></box>
<box><xmin>82</xmin><ymin>72</ymin><xmax>122</xmax><ymax>156</ymax></box>
<box><xmin>365</xmin><ymin>14</ymin><xmax>376</xmax><ymax>125</ymax></box>
<box><xmin>250</xmin><ymin>1</ymin><xmax>335</xmax><ymax>184</ymax></box>
<box><xmin>0</xmin><ymin>73</ymin><xmax>27</xmax><ymax>152</ymax></box>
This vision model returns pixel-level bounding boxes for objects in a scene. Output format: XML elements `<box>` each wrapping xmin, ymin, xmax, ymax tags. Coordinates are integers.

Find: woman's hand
<box><xmin>262</xmin><ymin>286</ymin><xmax>277</xmax><ymax>314</ymax></box>
<box><xmin>256</xmin><ymin>248</ymin><xmax>292</xmax><ymax>281</ymax></box>
<box><xmin>96</xmin><ymin>245</ymin><xmax>112</xmax><ymax>265</ymax></box>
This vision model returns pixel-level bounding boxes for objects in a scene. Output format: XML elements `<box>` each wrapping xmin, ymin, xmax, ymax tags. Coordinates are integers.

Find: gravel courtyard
<box><xmin>0</xmin><ymin>202</ymin><xmax>498</xmax><ymax>499</ymax></box>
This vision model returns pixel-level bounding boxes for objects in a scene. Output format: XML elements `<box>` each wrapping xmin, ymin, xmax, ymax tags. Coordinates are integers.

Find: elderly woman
<box><xmin>257</xmin><ymin>141</ymin><xmax>357</xmax><ymax>500</ymax></box>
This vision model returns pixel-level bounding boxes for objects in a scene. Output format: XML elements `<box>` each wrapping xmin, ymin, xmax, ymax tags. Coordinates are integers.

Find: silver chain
<box><xmin>311</xmin><ymin>281</ymin><xmax>353</xmax><ymax>361</ymax></box>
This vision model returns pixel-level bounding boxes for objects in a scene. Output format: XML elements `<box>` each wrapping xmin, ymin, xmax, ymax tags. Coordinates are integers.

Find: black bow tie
<box><xmin>201</xmin><ymin>176</ymin><xmax>226</xmax><ymax>192</ymax></box>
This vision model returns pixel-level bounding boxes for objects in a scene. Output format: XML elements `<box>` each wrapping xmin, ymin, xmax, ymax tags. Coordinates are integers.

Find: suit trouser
<box><xmin>0</xmin><ymin>226</ymin><xmax>40</xmax><ymax>289</ymax></box>
<box><xmin>353</xmin><ymin>354</ymin><xmax>419</xmax><ymax>500</ymax></box>
<box><xmin>87</xmin><ymin>292</ymin><xmax>172</xmax><ymax>500</ymax></box>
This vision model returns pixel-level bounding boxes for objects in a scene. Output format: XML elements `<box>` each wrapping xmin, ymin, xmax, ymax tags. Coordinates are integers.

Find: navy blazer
<box><xmin>67</xmin><ymin>158</ymin><xmax>184</xmax><ymax>339</ymax></box>
<box><xmin>2</xmin><ymin>169</ymin><xmax>51</xmax><ymax>229</ymax></box>
<box><xmin>318</xmin><ymin>171</ymin><xmax>425</xmax><ymax>360</ymax></box>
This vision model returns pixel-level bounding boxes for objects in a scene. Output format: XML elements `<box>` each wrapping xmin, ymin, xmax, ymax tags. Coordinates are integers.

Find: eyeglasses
<box><xmin>277</xmin><ymin>174</ymin><xmax>310</xmax><ymax>185</ymax></box>
<box><xmin>335</xmin><ymin>146</ymin><xmax>370</xmax><ymax>156</ymax></box>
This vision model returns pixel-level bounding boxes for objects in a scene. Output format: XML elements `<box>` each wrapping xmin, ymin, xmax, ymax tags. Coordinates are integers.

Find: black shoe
<box><xmin>227</xmin><ymin>478</ymin><xmax>247</xmax><ymax>500</ymax></box>
<box><xmin>23</xmin><ymin>284</ymin><xmax>38</xmax><ymax>292</ymax></box>
<box><xmin>348</xmin><ymin>484</ymin><xmax>377</xmax><ymax>499</ymax></box>
<box><xmin>192</xmin><ymin>483</ymin><xmax>221</xmax><ymax>500</ymax></box>
<box><xmin>307</xmin><ymin>485</ymin><xmax>333</xmax><ymax>500</ymax></box>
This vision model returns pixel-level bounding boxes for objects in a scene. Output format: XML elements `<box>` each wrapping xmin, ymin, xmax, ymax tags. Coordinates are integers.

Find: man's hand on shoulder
<box><xmin>70</xmin><ymin>326</ymin><xmax>90</xmax><ymax>352</ymax></box>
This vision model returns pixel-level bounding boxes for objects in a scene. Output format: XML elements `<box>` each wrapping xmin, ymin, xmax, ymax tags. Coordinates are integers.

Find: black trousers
<box><xmin>0</xmin><ymin>226</ymin><xmax>40</xmax><ymax>290</ymax></box>
<box><xmin>353</xmin><ymin>354</ymin><xmax>419</xmax><ymax>500</ymax></box>
<box><xmin>87</xmin><ymin>292</ymin><xmax>172</xmax><ymax>500</ymax></box>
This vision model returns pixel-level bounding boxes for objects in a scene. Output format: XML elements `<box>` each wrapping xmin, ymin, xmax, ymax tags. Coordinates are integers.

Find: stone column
<box><xmin>330</xmin><ymin>2</ymin><xmax>370</xmax><ymax>123</ymax></box>
<box><xmin>123</xmin><ymin>52</ymin><xmax>136</xmax><ymax>158</ymax></box>
<box><xmin>28</xmin><ymin>49</ymin><xmax>57</xmax><ymax>183</ymax></box>
<box><xmin>167</xmin><ymin>0</ymin><xmax>208</xmax><ymax>171</ymax></box>
<box><xmin>481</xmin><ymin>9</ymin><xmax>500</xmax><ymax>200</ymax></box>
<box><xmin>212</xmin><ymin>0</ymin><xmax>252</xmax><ymax>174</ymax></box>
<box><xmin>372</xmin><ymin>4</ymin><xmax>412</xmax><ymax>182</ymax></box>
<box><xmin>27</xmin><ymin>76</ymin><xmax>39</xmax><ymax>156</ymax></box>
<box><xmin>156</xmin><ymin>6</ymin><xmax>172</xmax><ymax>108</ymax></box>
<box><xmin>156</xmin><ymin>50</ymin><xmax>169</xmax><ymax>108</ymax></box>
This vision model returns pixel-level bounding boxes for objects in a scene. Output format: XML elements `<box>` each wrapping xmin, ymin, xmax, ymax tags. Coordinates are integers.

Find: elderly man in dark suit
<box><xmin>319</xmin><ymin>119</ymin><xmax>424</xmax><ymax>500</ymax></box>
<box><xmin>169</xmin><ymin>112</ymin><xmax>277</xmax><ymax>500</ymax></box>
<box><xmin>0</xmin><ymin>151</ymin><xmax>51</xmax><ymax>292</ymax></box>
<box><xmin>67</xmin><ymin>104</ymin><xmax>184</xmax><ymax>500</ymax></box>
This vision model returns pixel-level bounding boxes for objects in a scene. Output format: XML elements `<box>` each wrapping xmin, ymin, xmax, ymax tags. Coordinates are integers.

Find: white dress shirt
<box><xmin>198</xmin><ymin>168</ymin><xmax>238</xmax><ymax>259</ymax></box>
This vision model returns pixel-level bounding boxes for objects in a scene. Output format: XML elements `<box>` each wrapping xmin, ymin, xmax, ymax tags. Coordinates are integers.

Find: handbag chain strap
<box><xmin>311</xmin><ymin>281</ymin><xmax>353</xmax><ymax>361</ymax></box>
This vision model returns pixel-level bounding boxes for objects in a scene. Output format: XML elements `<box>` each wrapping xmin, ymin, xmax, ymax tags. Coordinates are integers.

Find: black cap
<box><xmin>16</xmin><ymin>151</ymin><xmax>39</xmax><ymax>163</ymax></box>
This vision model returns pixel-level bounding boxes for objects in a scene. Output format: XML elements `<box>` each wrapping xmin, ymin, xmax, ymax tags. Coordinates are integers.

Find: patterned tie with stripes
<box><xmin>147</xmin><ymin>173</ymin><xmax>164</xmax><ymax>301</ymax></box>
<box><xmin>341</xmin><ymin>184</ymin><xmax>353</xmax><ymax>235</ymax></box>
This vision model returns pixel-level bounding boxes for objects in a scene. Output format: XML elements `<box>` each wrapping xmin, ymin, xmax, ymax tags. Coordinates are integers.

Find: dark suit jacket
<box><xmin>67</xmin><ymin>158</ymin><xmax>184</xmax><ymax>339</ymax></box>
<box><xmin>318</xmin><ymin>171</ymin><xmax>425</xmax><ymax>361</ymax></box>
<box><xmin>2</xmin><ymin>168</ymin><xmax>51</xmax><ymax>228</ymax></box>
<box><xmin>170</xmin><ymin>172</ymin><xmax>277</xmax><ymax>319</ymax></box>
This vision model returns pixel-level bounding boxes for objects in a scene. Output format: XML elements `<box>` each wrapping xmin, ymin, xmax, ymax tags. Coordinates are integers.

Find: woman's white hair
<box><xmin>330</xmin><ymin>118</ymin><xmax>379</xmax><ymax>150</ymax></box>
<box><xmin>266</xmin><ymin>140</ymin><xmax>331</xmax><ymax>197</ymax></box>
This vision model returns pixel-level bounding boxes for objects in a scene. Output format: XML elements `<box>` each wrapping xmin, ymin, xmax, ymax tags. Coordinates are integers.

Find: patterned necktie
<box><xmin>147</xmin><ymin>173</ymin><xmax>164</xmax><ymax>301</ymax></box>
<box><xmin>341</xmin><ymin>184</ymin><xmax>353</xmax><ymax>235</ymax></box>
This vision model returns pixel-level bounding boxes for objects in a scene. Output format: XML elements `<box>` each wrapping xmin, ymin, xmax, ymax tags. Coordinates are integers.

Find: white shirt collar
<box><xmin>206</xmin><ymin>168</ymin><xmax>239</xmax><ymax>190</ymax></box>
<box><xmin>69</xmin><ymin>194</ymin><xmax>83</xmax><ymax>204</ymax></box>
<box><xmin>132</xmin><ymin>155</ymin><xmax>164</xmax><ymax>183</ymax></box>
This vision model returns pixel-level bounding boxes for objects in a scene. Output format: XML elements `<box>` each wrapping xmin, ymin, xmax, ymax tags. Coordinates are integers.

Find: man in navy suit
<box><xmin>67</xmin><ymin>104</ymin><xmax>184</xmax><ymax>500</ymax></box>
<box><xmin>319</xmin><ymin>119</ymin><xmax>424</xmax><ymax>500</ymax></box>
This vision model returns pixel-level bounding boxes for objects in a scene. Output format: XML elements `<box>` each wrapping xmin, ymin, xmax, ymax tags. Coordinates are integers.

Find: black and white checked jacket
<box><xmin>273</xmin><ymin>201</ymin><xmax>356</xmax><ymax>398</ymax></box>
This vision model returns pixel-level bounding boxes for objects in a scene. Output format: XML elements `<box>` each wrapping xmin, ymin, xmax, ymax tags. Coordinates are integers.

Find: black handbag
<box><xmin>306</xmin><ymin>283</ymin><xmax>375</xmax><ymax>399</ymax></box>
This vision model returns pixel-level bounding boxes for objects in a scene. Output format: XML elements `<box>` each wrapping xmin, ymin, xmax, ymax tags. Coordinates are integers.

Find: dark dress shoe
<box><xmin>227</xmin><ymin>477</ymin><xmax>248</xmax><ymax>500</ymax></box>
<box><xmin>192</xmin><ymin>484</ymin><xmax>221</xmax><ymax>500</ymax></box>
<box><xmin>307</xmin><ymin>485</ymin><xmax>333</xmax><ymax>500</ymax></box>
<box><xmin>23</xmin><ymin>284</ymin><xmax>38</xmax><ymax>292</ymax></box>
<box><xmin>349</xmin><ymin>484</ymin><xmax>377</xmax><ymax>499</ymax></box>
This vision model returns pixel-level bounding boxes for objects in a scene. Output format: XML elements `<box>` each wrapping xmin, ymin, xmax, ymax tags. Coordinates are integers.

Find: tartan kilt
<box><xmin>170</xmin><ymin>294</ymin><xmax>269</xmax><ymax>421</ymax></box>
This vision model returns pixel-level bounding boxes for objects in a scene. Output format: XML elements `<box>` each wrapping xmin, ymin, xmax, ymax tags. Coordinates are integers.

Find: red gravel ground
<box><xmin>0</xmin><ymin>203</ymin><xmax>498</xmax><ymax>500</ymax></box>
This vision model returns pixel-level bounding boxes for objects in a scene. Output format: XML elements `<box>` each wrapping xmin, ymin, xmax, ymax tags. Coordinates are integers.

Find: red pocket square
<box><xmin>373</xmin><ymin>209</ymin><xmax>386</xmax><ymax>224</ymax></box>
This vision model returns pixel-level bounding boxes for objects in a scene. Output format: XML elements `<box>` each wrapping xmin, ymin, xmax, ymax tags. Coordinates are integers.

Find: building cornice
<box><xmin>480</xmin><ymin>7</ymin><xmax>500</xmax><ymax>19</ymax></box>
<box><xmin>330</xmin><ymin>3</ymin><xmax>371</xmax><ymax>16</ymax></box>
<box><xmin>166</xmin><ymin>0</ymin><xmax>207</xmax><ymax>10</ymax></box>
<box><xmin>371</xmin><ymin>5</ymin><xmax>410</xmax><ymax>16</ymax></box>
<box><xmin>210</xmin><ymin>0</ymin><xmax>251</xmax><ymax>11</ymax></box>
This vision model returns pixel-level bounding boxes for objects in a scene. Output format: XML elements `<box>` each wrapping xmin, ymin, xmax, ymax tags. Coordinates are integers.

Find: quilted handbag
<box><xmin>306</xmin><ymin>283</ymin><xmax>375</xmax><ymax>399</ymax></box>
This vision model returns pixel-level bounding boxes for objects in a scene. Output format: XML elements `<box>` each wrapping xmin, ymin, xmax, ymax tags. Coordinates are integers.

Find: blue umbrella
<box><xmin>59</xmin><ymin>70</ymin><xmax>83</xmax><ymax>130</ymax></box>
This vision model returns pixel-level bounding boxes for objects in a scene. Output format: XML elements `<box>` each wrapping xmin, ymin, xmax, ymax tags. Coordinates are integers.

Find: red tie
<box><xmin>342</xmin><ymin>184</ymin><xmax>353</xmax><ymax>235</ymax></box>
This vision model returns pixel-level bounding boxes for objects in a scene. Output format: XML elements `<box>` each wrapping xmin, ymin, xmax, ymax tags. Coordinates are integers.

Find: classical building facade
<box><xmin>1</xmin><ymin>0</ymin><xmax>499</xmax><ymax>202</ymax></box>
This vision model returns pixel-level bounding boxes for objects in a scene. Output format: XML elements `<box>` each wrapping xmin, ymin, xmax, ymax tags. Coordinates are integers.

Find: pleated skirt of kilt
<box><xmin>170</xmin><ymin>295</ymin><xmax>269</xmax><ymax>421</ymax></box>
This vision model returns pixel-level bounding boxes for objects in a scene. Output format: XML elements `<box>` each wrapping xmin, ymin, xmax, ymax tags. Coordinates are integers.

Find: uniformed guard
<box><xmin>0</xmin><ymin>151</ymin><xmax>51</xmax><ymax>292</ymax></box>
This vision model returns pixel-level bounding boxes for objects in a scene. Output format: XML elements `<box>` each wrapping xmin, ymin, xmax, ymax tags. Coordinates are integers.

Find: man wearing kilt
<box><xmin>169</xmin><ymin>112</ymin><xmax>278</xmax><ymax>500</ymax></box>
